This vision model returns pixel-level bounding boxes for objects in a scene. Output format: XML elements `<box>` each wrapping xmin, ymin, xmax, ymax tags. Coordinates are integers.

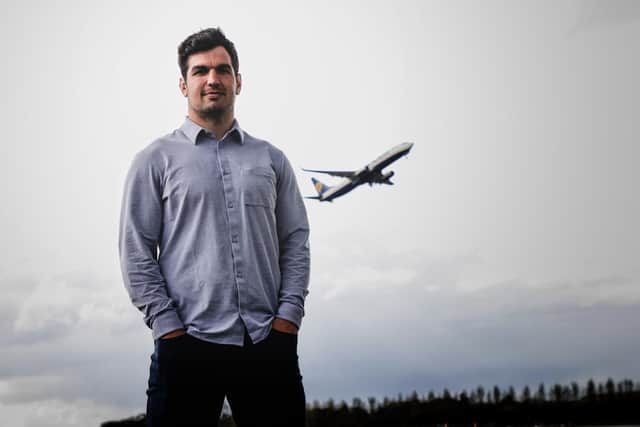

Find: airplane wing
<box><xmin>301</xmin><ymin>168</ymin><xmax>356</xmax><ymax>178</ymax></box>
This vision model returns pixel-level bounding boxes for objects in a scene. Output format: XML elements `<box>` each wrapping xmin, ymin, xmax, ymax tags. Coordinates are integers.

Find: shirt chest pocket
<box><xmin>241</xmin><ymin>167</ymin><xmax>276</xmax><ymax>209</ymax></box>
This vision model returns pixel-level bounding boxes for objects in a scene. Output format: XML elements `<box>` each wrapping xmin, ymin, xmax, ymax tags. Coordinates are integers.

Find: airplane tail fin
<box><xmin>311</xmin><ymin>177</ymin><xmax>331</xmax><ymax>195</ymax></box>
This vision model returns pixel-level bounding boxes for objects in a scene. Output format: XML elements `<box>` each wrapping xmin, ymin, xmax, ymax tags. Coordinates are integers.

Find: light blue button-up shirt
<box><xmin>119</xmin><ymin>118</ymin><xmax>310</xmax><ymax>345</ymax></box>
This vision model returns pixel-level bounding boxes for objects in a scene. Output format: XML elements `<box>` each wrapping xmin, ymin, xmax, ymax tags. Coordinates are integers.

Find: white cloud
<box><xmin>0</xmin><ymin>375</ymin><xmax>68</xmax><ymax>404</ymax></box>
<box><xmin>0</xmin><ymin>398</ymin><xmax>132</xmax><ymax>427</ymax></box>
<box><xmin>11</xmin><ymin>270</ymin><xmax>136</xmax><ymax>338</ymax></box>
<box><xmin>319</xmin><ymin>265</ymin><xmax>418</xmax><ymax>300</ymax></box>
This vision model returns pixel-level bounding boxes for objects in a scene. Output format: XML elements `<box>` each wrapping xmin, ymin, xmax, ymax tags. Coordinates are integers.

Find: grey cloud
<box><xmin>3</xmin><ymin>398</ymin><xmax>130</xmax><ymax>427</ymax></box>
<box><xmin>0</xmin><ymin>270</ymin><xmax>137</xmax><ymax>347</ymax></box>
<box><xmin>571</xmin><ymin>0</ymin><xmax>640</xmax><ymax>34</ymax></box>
<box><xmin>0</xmin><ymin>375</ymin><xmax>69</xmax><ymax>405</ymax></box>
<box><xmin>301</xmin><ymin>272</ymin><xmax>640</xmax><ymax>401</ymax></box>
<box><xmin>0</xmin><ymin>275</ymin><xmax>62</xmax><ymax>347</ymax></box>
<box><xmin>0</xmin><ymin>276</ymin><xmax>37</xmax><ymax>325</ymax></box>
<box><xmin>0</xmin><ymin>270</ymin><xmax>147</xmax><ymax>410</ymax></box>
<box><xmin>0</xmin><ymin>328</ymin><xmax>150</xmax><ymax>410</ymax></box>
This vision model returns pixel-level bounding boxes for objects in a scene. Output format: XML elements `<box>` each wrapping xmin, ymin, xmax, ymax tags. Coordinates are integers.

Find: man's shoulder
<box><xmin>242</xmin><ymin>130</ymin><xmax>285</xmax><ymax>159</ymax></box>
<box><xmin>133</xmin><ymin>129</ymin><xmax>190</xmax><ymax>165</ymax></box>
<box><xmin>145</xmin><ymin>128</ymin><xmax>190</xmax><ymax>153</ymax></box>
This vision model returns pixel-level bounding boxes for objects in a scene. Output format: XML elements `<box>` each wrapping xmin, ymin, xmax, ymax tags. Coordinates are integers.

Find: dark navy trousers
<box><xmin>146</xmin><ymin>329</ymin><xmax>306</xmax><ymax>427</ymax></box>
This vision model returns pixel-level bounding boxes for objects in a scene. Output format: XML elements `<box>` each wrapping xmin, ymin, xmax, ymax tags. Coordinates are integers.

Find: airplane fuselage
<box><xmin>316</xmin><ymin>178</ymin><xmax>360</xmax><ymax>202</ymax></box>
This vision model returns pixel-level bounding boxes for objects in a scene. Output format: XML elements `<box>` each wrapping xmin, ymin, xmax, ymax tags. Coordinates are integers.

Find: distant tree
<box><xmin>552</xmin><ymin>384</ymin><xmax>563</xmax><ymax>402</ymax></box>
<box><xmin>521</xmin><ymin>385</ymin><xmax>531</xmax><ymax>402</ymax></box>
<box><xmin>352</xmin><ymin>397</ymin><xmax>364</xmax><ymax>410</ymax></box>
<box><xmin>368</xmin><ymin>396</ymin><xmax>377</xmax><ymax>413</ymax></box>
<box><xmin>427</xmin><ymin>391</ymin><xmax>436</xmax><ymax>401</ymax></box>
<box><xmin>504</xmin><ymin>386</ymin><xmax>516</xmax><ymax>403</ymax></box>
<box><xmin>606</xmin><ymin>378</ymin><xmax>615</xmax><ymax>397</ymax></box>
<box><xmin>571</xmin><ymin>382</ymin><xmax>580</xmax><ymax>400</ymax></box>
<box><xmin>493</xmin><ymin>386</ymin><xmax>502</xmax><ymax>403</ymax></box>
<box><xmin>624</xmin><ymin>379</ymin><xmax>635</xmax><ymax>393</ymax></box>
<box><xmin>409</xmin><ymin>391</ymin><xmax>420</xmax><ymax>403</ymax></box>
<box><xmin>536</xmin><ymin>383</ymin><xmax>546</xmax><ymax>401</ymax></box>
<box><xmin>470</xmin><ymin>390</ymin><xmax>478</xmax><ymax>404</ymax></box>
<box><xmin>586</xmin><ymin>379</ymin><xmax>597</xmax><ymax>400</ymax></box>
<box><xmin>459</xmin><ymin>391</ymin><xmax>469</xmax><ymax>404</ymax></box>
<box><xmin>443</xmin><ymin>388</ymin><xmax>452</xmax><ymax>400</ymax></box>
<box><xmin>476</xmin><ymin>385</ymin><xmax>485</xmax><ymax>403</ymax></box>
<box><xmin>326</xmin><ymin>399</ymin><xmax>335</xmax><ymax>410</ymax></box>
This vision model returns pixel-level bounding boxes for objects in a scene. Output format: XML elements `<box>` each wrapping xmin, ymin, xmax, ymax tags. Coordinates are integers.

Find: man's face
<box><xmin>179</xmin><ymin>46</ymin><xmax>242</xmax><ymax>121</ymax></box>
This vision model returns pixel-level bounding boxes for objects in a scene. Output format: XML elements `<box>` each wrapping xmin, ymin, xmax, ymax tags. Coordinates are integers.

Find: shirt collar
<box><xmin>180</xmin><ymin>117</ymin><xmax>245</xmax><ymax>145</ymax></box>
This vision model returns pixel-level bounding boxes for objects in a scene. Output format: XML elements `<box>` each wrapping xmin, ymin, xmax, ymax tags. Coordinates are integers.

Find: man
<box><xmin>119</xmin><ymin>27</ymin><xmax>310</xmax><ymax>427</ymax></box>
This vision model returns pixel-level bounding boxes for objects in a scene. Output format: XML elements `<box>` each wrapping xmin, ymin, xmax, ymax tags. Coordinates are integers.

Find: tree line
<box><xmin>102</xmin><ymin>377</ymin><xmax>640</xmax><ymax>426</ymax></box>
<box><xmin>305</xmin><ymin>378</ymin><xmax>640</xmax><ymax>427</ymax></box>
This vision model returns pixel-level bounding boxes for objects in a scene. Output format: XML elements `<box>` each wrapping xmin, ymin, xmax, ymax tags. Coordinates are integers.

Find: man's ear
<box><xmin>235</xmin><ymin>73</ymin><xmax>242</xmax><ymax>95</ymax></box>
<box><xmin>179</xmin><ymin>78</ymin><xmax>188</xmax><ymax>97</ymax></box>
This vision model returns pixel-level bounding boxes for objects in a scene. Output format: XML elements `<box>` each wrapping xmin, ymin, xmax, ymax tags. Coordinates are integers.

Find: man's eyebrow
<box><xmin>190</xmin><ymin>64</ymin><xmax>209</xmax><ymax>73</ymax></box>
<box><xmin>189</xmin><ymin>63</ymin><xmax>233</xmax><ymax>73</ymax></box>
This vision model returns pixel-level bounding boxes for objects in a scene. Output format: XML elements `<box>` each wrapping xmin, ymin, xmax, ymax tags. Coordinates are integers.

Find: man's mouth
<box><xmin>204</xmin><ymin>91</ymin><xmax>224</xmax><ymax>97</ymax></box>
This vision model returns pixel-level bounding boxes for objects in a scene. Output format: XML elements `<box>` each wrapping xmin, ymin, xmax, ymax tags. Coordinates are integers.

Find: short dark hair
<box><xmin>178</xmin><ymin>27</ymin><xmax>239</xmax><ymax>79</ymax></box>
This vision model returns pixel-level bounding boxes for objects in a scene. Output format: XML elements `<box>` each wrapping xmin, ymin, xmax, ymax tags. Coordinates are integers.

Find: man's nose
<box><xmin>206</xmin><ymin>70</ymin><xmax>221</xmax><ymax>85</ymax></box>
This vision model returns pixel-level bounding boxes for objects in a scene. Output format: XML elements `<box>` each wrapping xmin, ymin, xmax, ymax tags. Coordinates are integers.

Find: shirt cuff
<box><xmin>275</xmin><ymin>302</ymin><xmax>304</xmax><ymax>329</ymax></box>
<box><xmin>151</xmin><ymin>310</ymin><xmax>184</xmax><ymax>340</ymax></box>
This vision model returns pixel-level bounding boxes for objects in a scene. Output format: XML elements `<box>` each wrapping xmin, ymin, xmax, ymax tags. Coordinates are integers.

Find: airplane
<box><xmin>303</xmin><ymin>142</ymin><xmax>414</xmax><ymax>202</ymax></box>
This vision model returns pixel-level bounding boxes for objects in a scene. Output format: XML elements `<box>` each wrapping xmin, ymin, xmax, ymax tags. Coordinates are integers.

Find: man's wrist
<box><xmin>272</xmin><ymin>318</ymin><xmax>298</xmax><ymax>334</ymax></box>
<box><xmin>160</xmin><ymin>329</ymin><xmax>186</xmax><ymax>339</ymax></box>
<box><xmin>152</xmin><ymin>310</ymin><xmax>185</xmax><ymax>340</ymax></box>
<box><xmin>275</xmin><ymin>302</ymin><xmax>303</xmax><ymax>331</ymax></box>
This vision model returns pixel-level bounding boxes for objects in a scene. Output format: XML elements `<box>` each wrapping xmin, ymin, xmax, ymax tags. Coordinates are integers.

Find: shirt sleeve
<box><xmin>118</xmin><ymin>150</ymin><xmax>184</xmax><ymax>339</ymax></box>
<box><xmin>274</xmin><ymin>152</ymin><xmax>311</xmax><ymax>329</ymax></box>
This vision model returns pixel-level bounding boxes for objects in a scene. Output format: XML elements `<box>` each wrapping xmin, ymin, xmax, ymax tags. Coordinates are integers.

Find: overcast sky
<box><xmin>1</xmin><ymin>1</ymin><xmax>639</xmax><ymax>425</ymax></box>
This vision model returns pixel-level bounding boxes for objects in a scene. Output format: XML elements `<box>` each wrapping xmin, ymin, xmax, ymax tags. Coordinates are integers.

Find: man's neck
<box><xmin>188</xmin><ymin>111</ymin><xmax>235</xmax><ymax>140</ymax></box>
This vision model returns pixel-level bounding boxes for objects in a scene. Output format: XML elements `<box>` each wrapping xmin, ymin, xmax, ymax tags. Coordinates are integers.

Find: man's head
<box><xmin>178</xmin><ymin>27</ymin><xmax>239</xmax><ymax>79</ymax></box>
<box><xmin>178</xmin><ymin>28</ymin><xmax>242</xmax><ymax>125</ymax></box>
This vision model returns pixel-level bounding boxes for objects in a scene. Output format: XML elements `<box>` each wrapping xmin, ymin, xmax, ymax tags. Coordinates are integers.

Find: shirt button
<box><xmin>228</xmin><ymin>202</ymin><xmax>234</xmax><ymax>208</ymax></box>
<box><xmin>236</xmin><ymin>271</ymin><xmax>243</xmax><ymax>278</ymax></box>
<box><xmin>231</xmin><ymin>236</ymin><xmax>238</xmax><ymax>243</ymax></box>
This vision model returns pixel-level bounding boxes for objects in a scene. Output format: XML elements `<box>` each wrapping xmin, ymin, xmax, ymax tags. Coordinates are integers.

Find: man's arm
<box><xmin>118</xmin><ymin>150</ymin><xmax>185</xmax><ymax>340</ymax></box>
<box><xmin>273</xmin><ymin>153</ymin><xmax>311</xmax><ymax>333</ymax></box>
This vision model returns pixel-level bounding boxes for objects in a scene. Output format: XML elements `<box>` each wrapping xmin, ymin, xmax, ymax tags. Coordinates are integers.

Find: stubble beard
<box><xmin>196</xmin><ymin>97</ymin><xmax>234</xmax><ymax>124</ymax></box>
<box><xmin>199</xmin><ymin>105</ymin><xmax>226</xmax><ymax>121</ymax></box>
